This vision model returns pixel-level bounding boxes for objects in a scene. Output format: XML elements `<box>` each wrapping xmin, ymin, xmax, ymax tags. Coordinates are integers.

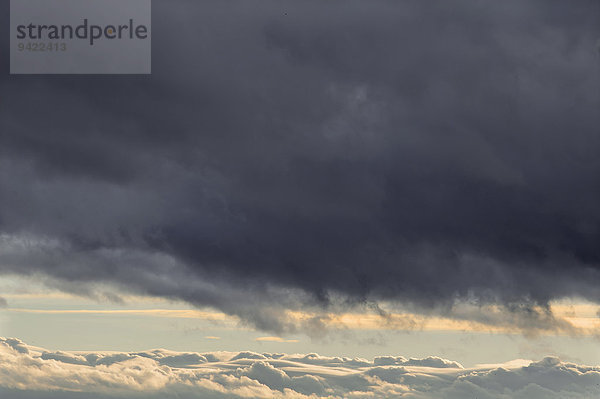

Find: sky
<box><xmin>1</xmin><ymin>0</ymin><xmax>600</xmax><ymax>397</ymax></box>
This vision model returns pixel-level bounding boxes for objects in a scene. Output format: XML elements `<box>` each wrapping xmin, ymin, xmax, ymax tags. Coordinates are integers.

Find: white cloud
<box><xmin>255</xmin><ymin>336</ymin><xmax>299</xmax><ymax>343</ymax></box>
<box><xmin>0</xmin><ymin>337</ymin><xmax>599</xmax><ymax>398</ymax></box>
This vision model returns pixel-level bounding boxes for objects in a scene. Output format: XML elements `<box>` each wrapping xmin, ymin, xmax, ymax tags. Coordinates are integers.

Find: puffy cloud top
<box><xmin>0</xmin><ymin>337</ymin><xmax>599</xmax><ymax>398</ymax></box>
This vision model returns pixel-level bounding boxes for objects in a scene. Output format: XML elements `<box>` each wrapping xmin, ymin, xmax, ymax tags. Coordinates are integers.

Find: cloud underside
<box><xmin>1</xmin><ymin>337</ymin><xmax>599</xmax><ymax>399</ymax></box>
<box><xmin>1</xmin><ymin>0</ymin><xmax>600</xmax><ymax>333</ymax></box>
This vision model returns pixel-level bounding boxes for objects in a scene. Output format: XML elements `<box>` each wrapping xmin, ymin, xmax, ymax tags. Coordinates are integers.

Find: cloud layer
<box><xmin>1</xmin><ymin>0</ymin><xmax>599</xmax><ymax>331</ymax></box>
<box><xmin>1</xmin><ymin>337</ymin><xmax>599</xmax><ymax>398</ymax></box>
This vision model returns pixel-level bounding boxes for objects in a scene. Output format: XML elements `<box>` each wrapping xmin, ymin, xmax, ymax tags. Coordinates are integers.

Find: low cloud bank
<box><xmin>1</xmin><ymin>337</ymin><xmax>599</xmax><ymax>398</ymax></box>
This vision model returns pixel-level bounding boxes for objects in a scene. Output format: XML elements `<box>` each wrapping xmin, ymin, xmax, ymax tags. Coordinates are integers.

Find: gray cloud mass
<box><xmin>0</xmin><ymin>0</ymin><xmax>599</xmax><ymax>331</ymax></box>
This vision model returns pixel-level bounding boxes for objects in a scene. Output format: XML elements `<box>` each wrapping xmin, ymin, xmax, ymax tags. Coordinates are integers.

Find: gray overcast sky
<box><xmin>1</xmin><ymin>0</ymin><xmax>600</xmax><ymax>334</ymax></box>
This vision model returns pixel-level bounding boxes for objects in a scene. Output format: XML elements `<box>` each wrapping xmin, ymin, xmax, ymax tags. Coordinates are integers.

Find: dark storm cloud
<box><xmin>1</xmin><ymin>0</ymin><xmax>600</xmax><ymax>331</ymax></box>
